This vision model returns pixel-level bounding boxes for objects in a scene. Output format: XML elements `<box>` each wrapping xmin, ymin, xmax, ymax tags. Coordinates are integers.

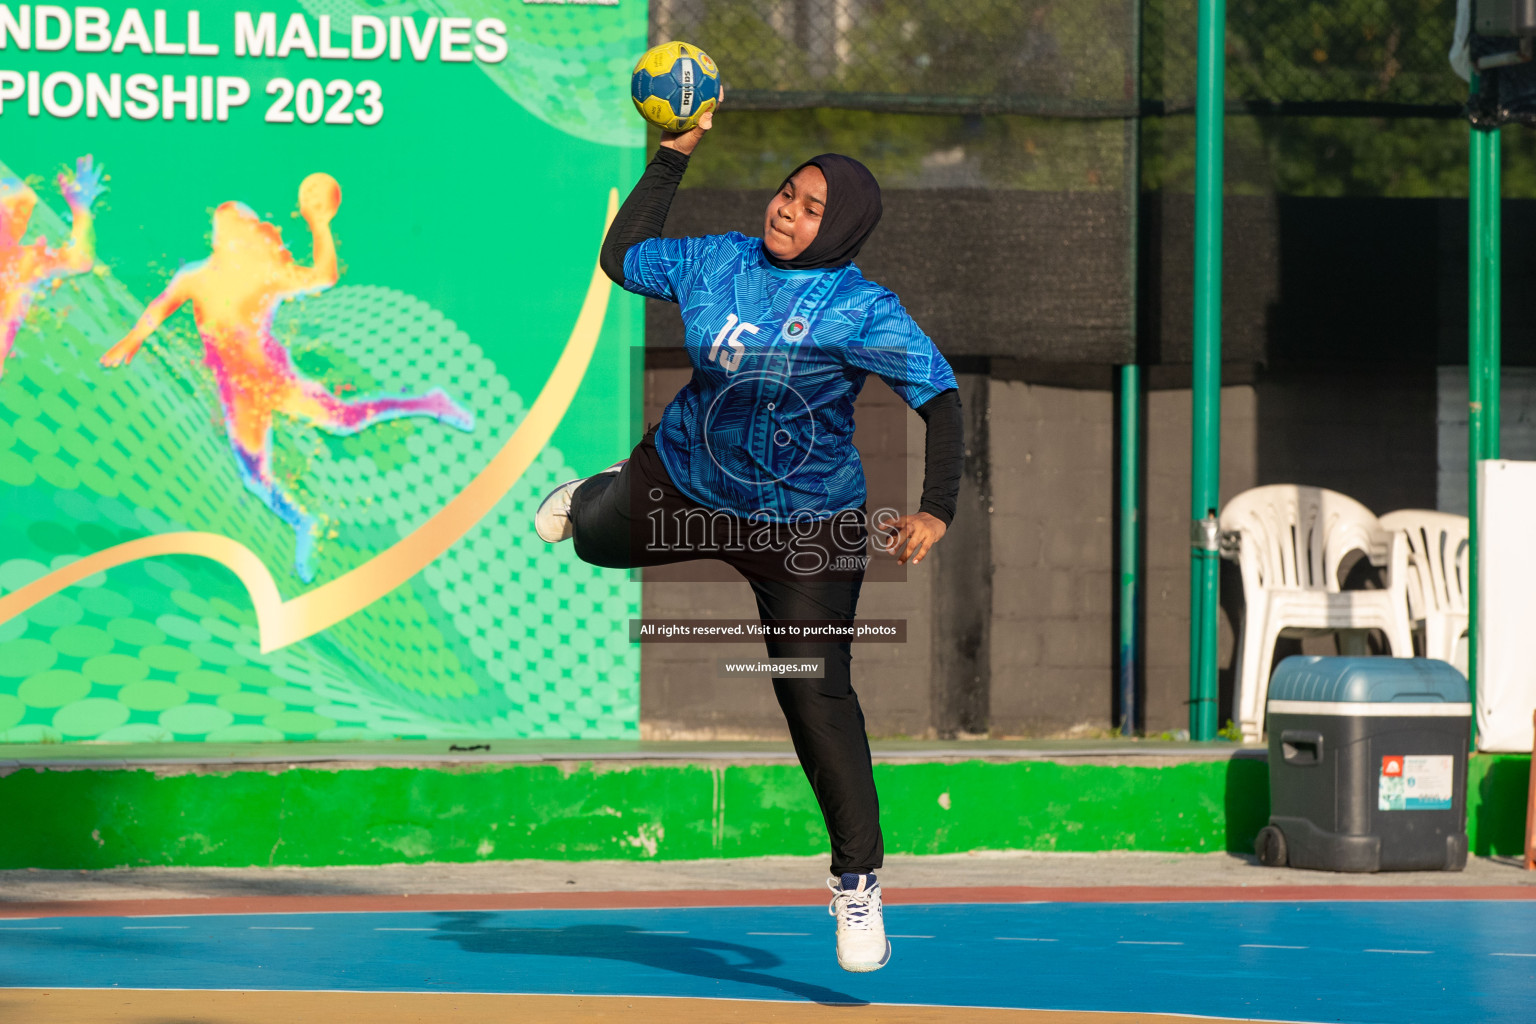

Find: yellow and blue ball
<box><xmin>631</xmin><ymin>41</ymin><xmax>721</xmax><ymax>133</ymax></box>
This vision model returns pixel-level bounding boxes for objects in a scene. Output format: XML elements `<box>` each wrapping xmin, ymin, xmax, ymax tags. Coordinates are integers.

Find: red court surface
<box><xmin>5</xmin><ymin>882</ymin><xmax>1536</xmax><ymax>919</ymax></box>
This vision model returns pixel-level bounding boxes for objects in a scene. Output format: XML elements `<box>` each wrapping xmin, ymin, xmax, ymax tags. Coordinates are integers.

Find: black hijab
<box><xmin>762</xmin><ymin>153</ymin><xmax>883</xmax><ymax>271</ymax></box>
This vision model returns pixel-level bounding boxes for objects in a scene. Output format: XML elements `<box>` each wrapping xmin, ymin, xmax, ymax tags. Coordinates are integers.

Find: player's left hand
<box><xmin>882</xmin><ymin>512</ymin><xmax>947</xmax><ymax>566</ymax></box>
<box><xmin>100</xmin><ymin>338</ymin><xmax>141</xmax><ymax>367</ymax></box>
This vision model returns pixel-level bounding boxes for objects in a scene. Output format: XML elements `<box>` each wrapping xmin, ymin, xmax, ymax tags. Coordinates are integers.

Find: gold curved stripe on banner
<box><xmin>0</xmin><ymin>189</ymin><xmax>621</xmax><ymax>654</ymax></box>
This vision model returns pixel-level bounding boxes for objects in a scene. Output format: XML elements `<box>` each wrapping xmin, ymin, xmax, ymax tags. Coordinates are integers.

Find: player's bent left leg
<box><xmin>534</xmin><ymin>459</ymin><xmax>627</xmax><ymax>544</ymax></box>
<box><xmin>287</xmin><ymin>379</ymin><xmax>475</xmax><ymax>436</ymax></box>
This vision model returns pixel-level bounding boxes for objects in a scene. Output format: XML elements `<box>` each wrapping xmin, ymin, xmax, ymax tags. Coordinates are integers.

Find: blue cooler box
<box><xmin>1255</xmin><ymin>656</ymin><xmax>1470</xmax><ymax>873</ymax></box>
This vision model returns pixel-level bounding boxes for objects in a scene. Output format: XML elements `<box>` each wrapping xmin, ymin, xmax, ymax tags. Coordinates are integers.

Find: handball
<box><xmin>631</xmin><ymin>40</ymin><xmax>721</xmax><ymax>133</ymax></box>
<box><xmin>298</xmin><ymin>172</ymin><xmax>341</xmax><ymax>221</ymax></box>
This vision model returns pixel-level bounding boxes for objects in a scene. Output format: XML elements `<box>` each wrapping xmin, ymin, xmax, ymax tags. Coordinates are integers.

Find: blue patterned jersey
<box><xmin>624</xmin><ymin>231</ymin><xmax>957</xmax><ymax>521</ymax></box>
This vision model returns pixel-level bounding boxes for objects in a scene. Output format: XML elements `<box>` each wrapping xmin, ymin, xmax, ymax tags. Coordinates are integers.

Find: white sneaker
<box><xmin>534</xmin><ymin>478</ymin><xmax>584</xmax><ymax>543</ymax></box>
<box><xmin>533</xmin><ymin>461</ymin><xmax>627</xmax><ymax>544</ymax></box>
<box><xmin>828</xmin><ymin>872</ymin><xmax>890</xmax><ymax>973</ymax></box>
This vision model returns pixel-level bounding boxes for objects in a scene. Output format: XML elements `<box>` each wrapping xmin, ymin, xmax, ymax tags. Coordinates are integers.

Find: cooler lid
<box><xmin>1268</xmin><ymin>656</ymin><xmax>1470</xmax><ymax>705</ymax></box>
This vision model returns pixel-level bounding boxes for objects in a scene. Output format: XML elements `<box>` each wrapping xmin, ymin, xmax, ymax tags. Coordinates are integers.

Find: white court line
<box><xmin>888</xmin><ymin>935</ymin><xmax>935</xmax><ymax>939</ymax></box>
<box><xmin>996</xmin><ymin>937</ymin><xmax>1057</xmax><ymax>942</ymax></box>
<box><xmin>634</xmin><ymin>930</ymin><xmax>686</xmax><ymax>935</ymax></box>
<box><xmin>249</xmin><ymin>926</ymin><xmax>314</xmax><ymax>931</ymax></box>
<box><xmin>748</xmin><ymin>932</ymin><xmax>810</xmax><ymax>936</ymax></box>
<box><xmin>375</xmin><ymin>927</ymin><xmax>434</xmax><ymax>932</ymax></box>
<box><xmin>123</xmin><ymin>926</ymin><xmax>189</xmax><ymax>930</ymax></box>
<box><xmin>1491</xmin><ymin>952</ymin><xmax>1536</xmax><ymax>958</ymax></box>
<box><xmin>1242</xmin><ymin>944</ymin><xmax>1307</xmax><ymax>950</ymax></box>
<box><xmin>1119</xmin><ymin>940</ymin><xmax>1184</xmax><ymax>946</ymax></box>
<box><xmin>1365</xmin><ymin>949</ymin><xmax>1432</xmax><ymax>955</ymax></box>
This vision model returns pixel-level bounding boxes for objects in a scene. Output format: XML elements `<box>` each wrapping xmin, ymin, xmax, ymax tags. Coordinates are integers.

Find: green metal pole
<box><xmin>1119</xmin><ymin>0</ymin><xmax>1142</xmax><ymax>739</ymax></box>
<box><xmin>1467</xmin><ymin>114</ymin><xmax>1501</xmax><ymax>745</ymax></box>
<box><xmin>1468</xmin><ymin>123</ymin><xmax>1484</xmax><ymax>731</ymax></box>
<box><xmin>1485</xmin><ymin>128</ymin><xmax>1502</xmax><ymax>463</ymax></box>
<box><xmin>1119</xmin><ymin>364</ymin><xmax>1141</xmax><ymax>736</ymax></box>
<box><xmin>1189</xmin><ymin>0</ymin><xmax>1225</xmax><ymax>741</ymax></box>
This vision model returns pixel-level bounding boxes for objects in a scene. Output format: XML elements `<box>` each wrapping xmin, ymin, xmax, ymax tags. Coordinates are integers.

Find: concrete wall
<box><xmin>986</xmin><ymin>379</ymin><xmax>1113</xmax><ymax>737</ymax></box>
<box><xmin>1142</xmin><ymin>385</ymin><xmax>1257</xmax><ymax>735</ymax></box>
<box><xmin>985</xmin><ymin>379</ymin><xmax>1258</xmax><ymax>738</ymax></box>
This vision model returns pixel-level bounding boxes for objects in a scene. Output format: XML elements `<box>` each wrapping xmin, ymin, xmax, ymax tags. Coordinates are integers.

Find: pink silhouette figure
<box><xmin>0</xmin><ymin>156</ymin><xmax>105</xmax><ymax>380</ymax></box>
<box><xmin>100</xmin><ymin>173</ymin><xmax>474</xmax><ymax>582</ymax></box>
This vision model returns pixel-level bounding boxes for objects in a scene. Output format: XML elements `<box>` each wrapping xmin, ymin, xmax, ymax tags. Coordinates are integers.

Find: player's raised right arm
<box><xmin>599</xmin><ymin>111</ymin><xmax>713</xmax><ymax>295</ymax></box>
<box><xmin>285</xmin><ymin>173</ymin><xmax>341</xmax><ymax>295</ymax></box>
<box><xmin>289</xmin><ymin>208</ymin><xmax>338</xmax><ymax>293</ymax></box>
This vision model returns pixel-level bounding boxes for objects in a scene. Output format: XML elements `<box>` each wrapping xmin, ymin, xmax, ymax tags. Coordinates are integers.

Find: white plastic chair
<box><xmin>1379</xmin><ymin>509</ymin><xmax>1470</xmax><ymax>676</ymax></box>
<box><xmin>1219</xmin><ymin>485</ymin><xmax>1416</xmax><ymax>743</ymax></box>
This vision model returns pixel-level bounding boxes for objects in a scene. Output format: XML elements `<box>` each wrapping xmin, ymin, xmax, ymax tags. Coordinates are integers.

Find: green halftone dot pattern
<box><xmin>0</xmin><ymin>165</ymin><xmax>639</xmax><ymax>744</ymax></box>
<box><xmin>270</xmin><ymin>284</ymin><xmax>639</xmax><ymax>737</ymax></box>
<box><xmin>119</xmin><ymin>679</ymin><xmax>191</xmax><ymax>712</ymax></box>
<box><xmin>51</xmin><ymin>624</ymin><xmax>112</xmax><ymax>658</ymax></box>
<box><xmin>298</xmin><ymin>0</ymin><xmax>644</xmax><ymax>149</ymax></box>
<box><xmin>17</xmin><ymin>671</ymin><xmax>90</xmax><ymax>709</ymax></box>
<box><xmin>0</xmin><ymin>639</ymin><xmax>57</xmax><ymax>677</ymax></box>
<box><xmin>53</xmin><ymin>697</ymin><xmax>130</xmax><ymax>738</ymax></box>
<box><xmin>0</xmin><ymin>695</ymin><xmax>24</xmax><ymax>730</ymax></box>
<box><xmin>0</xmin><ymin>539</ymin><xmax>636</xmax><ymax>743</ymax></box>
<box><xmin>81</xmin><ymin>652</ymin><xmax>150</xmax><ymax>688</ymax></box>
<box><xmin>159</xmin><ymin>702</ymin><xmax>234</xmax><ymax>736</ymax></box>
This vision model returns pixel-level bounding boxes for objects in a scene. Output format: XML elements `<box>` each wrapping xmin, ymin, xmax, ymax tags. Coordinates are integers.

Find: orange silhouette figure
<box><xmin>0</xmin><ymin>156</ymin><xmax>104</xmax><ymax>380</ymax></box>
<box><xmin>101</xmin><ymin>173</ymin><xmax>474</xmax><ymax>582</ymax></box>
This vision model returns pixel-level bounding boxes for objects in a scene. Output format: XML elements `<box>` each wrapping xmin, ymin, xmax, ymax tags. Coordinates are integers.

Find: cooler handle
<box><xmin>1280</xmin><ymin>730</ymin><xmax>1324</xmax><ymax>766</ymax></box>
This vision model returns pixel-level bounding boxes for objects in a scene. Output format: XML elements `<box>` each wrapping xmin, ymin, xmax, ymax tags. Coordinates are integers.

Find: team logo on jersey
<box><xmin>782</xmin><ymin>318</ymin><xmax>808</xmax><ymax>342</ymax></box>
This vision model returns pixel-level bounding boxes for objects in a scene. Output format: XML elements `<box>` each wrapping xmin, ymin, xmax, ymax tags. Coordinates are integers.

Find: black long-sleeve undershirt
<box><xmin>602</xmin><ymin>147</ymin><xmax>964</xmax><ymax>528</ymax></box>
<box><xmin>915</xmin><ymin>388</ymin><xmax>963</xmax><ymax>527</ymax></box>
<box><xmin>601</xmin><ymin>146</ymin><xmax>690</xmax><ymax>285</ymax></box>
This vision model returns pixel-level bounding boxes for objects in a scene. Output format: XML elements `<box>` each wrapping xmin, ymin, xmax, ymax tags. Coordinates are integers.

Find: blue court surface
<box><xmin>3</xmin><ymin>899</ymin><xmax>1535</xmax><ymax>1022</ymax></box>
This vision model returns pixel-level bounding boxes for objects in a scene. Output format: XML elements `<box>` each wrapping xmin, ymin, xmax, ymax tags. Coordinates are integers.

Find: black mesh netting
<box><xmin>646</xmin><ymin>1</ymin><xmax>1489</xmax><ymax>364</ymax></box>
<box><xmin>651</xmin><ymin>0</ymin><xmax>1138</xmax><ymax>115</ymax></box>
<box><xmin>652</xmin><ymin>0</ymin><xmax>1463</xmax><ymax>112</ymax></box>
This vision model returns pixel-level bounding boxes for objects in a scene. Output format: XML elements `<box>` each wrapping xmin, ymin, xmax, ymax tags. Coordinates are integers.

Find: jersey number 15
<box><xmin>708</xmin><ymin>314</ymin><xmax>757</xmax><ymax>373</ymax></box>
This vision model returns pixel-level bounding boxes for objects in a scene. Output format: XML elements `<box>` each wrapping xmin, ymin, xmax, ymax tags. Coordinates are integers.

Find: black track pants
<box><xmin>569</xmin><ymin>431</ymin><xmax>883</xmax><ymax>875</ymax></box>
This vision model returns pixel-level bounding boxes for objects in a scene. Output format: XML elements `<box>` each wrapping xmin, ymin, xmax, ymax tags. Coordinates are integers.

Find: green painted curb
<box><xmin>0</xmin><ymin>755</ymin><xmax>1525</xmax><ymax>869</ymax></box>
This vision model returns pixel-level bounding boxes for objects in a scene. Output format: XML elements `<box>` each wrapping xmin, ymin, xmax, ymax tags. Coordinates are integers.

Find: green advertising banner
<box><xmin>0</xmin><ymin>1</ymin><xmax>645</xmax><ymax>743</ymax></box>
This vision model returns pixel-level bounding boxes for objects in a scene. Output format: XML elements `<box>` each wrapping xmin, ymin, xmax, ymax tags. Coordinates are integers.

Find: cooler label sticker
<box><xmin>1378</xmin><ymin>755</ymin><xmax>1454</xmax><ymax>811</ymax></box>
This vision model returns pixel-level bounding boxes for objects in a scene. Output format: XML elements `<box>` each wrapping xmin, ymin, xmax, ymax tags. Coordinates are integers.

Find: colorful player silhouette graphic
<box><xmin>100</xmin><ymin>173</ymin><xmax>474</xmax><ymax>583</ymax></box>
<box><xmin>0</xmin><ymin>156</ymin><xmax>105</xmax><ymax>381</ymax></box>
